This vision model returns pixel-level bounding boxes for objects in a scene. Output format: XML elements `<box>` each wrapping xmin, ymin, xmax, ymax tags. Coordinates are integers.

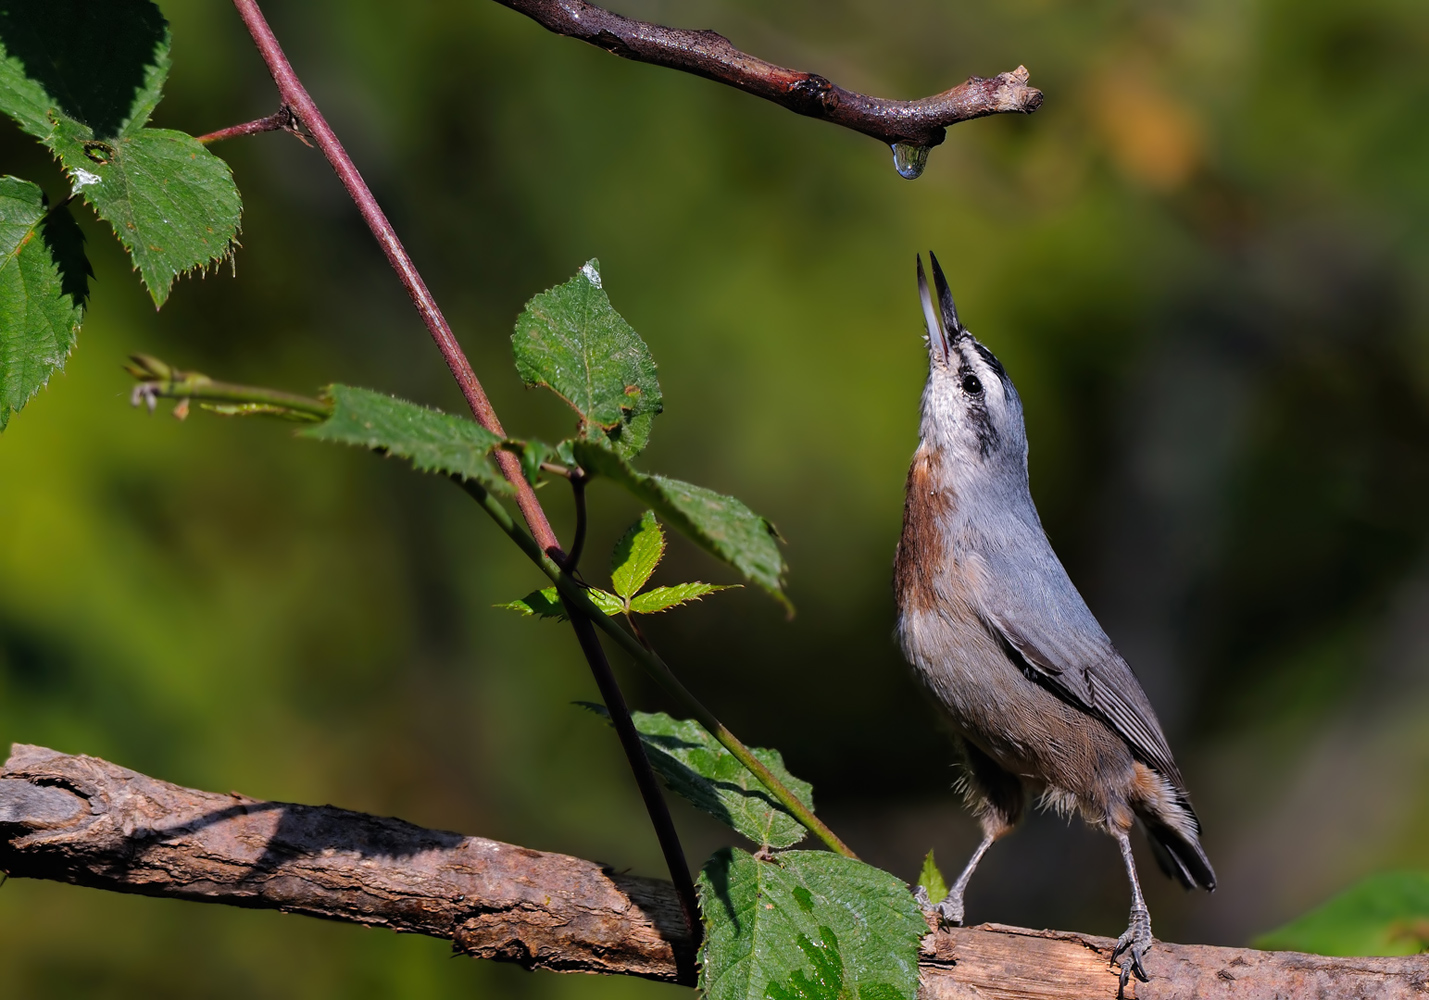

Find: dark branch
<box><xmin>492</xmin><ymin>0</ymin><xmax>1043</xmax><ymax>148</ymax></box>
<box><xmin>6</xmin><ymin>746</ymin><xmax>1427</xmax><ymax>998</ymax></box>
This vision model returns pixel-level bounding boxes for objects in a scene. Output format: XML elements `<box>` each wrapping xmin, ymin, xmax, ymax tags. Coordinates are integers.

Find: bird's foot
<box><xmin>1110</xmin><ymin>905</ymin><xmax>1152</xmax><ymax>998</ymax></box>
<box><xmin>913</xmin><ymin>885</ymin><xmax>966</xmax><ymax>927</ymax></box>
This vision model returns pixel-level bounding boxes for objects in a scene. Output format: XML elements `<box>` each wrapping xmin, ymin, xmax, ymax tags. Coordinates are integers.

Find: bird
<box><xmin>895</xmin><ymin>252</ymin><xmax>1215</xmax><ymax>994</ymax></box>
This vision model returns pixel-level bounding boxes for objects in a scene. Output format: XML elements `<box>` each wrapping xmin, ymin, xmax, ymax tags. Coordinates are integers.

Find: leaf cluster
<box><xmin>0</xmin><ymin>0</ymin><xmax>242</xmax><ymax>428</ymax></box>
<box><xmin>122</xmin><ymin>258</ymin><xmax>925</xmax><ymax>998</ymax></box>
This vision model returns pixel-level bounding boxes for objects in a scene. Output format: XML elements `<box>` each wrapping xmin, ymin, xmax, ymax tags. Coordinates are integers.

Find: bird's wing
<box><xmin>975</xmin><ymin>545</ymin><xmax>1185</xmax><ymax>787</ymax></box>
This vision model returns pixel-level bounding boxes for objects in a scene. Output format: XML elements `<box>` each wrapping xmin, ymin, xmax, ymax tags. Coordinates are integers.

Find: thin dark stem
<box><xmin>196</xmin><ymin>107</ymin><xmax>303</xmax><ymax>145</ymax></box>
<box><xmin>564</xmin><ymin>472</ymin><xmax>588</xmax><ymax>572</ymax></box>
<box><xmin>562</xmin><ymin>608</ymin><xmax>701</xmax><ymax>941</ymax></box>
<box><xmin>492</xmin><ymin>0</ymin><xmax>1042</xmax><ymax>148</ymax></box>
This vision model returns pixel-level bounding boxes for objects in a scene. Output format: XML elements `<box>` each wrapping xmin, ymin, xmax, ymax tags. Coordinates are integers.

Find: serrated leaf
<box><xmin>512</xmin><ymin>259</ymin><xmax>662</xmax><ymax>457</ymax></box>
<box><xmin>572</xmin><ymin>440</ymin><xmax>789</xmax><ymax>609</ymax></box>
<box><xmin>1254</xmin><ymin>871</ymin><xmax>1429</xmax><ymax>956</ymax></box>
<box><xmin>587</xmin><ymin>708</ymin><xmax>812</xmax><ymax>849</ymax></box>
<box><xmin>916</xmin><ymin>850</ymin><xmax>948</xmax><ymax>904</ymax></box>
<box><xmin>698</xmin><ymin>848</ymin><xmax>926</xmax><ymax>1000</ymax></box>
<box><xmin>0</xmin><ymin>1</ymin><xmax>241</xmax><ymax>306</ymax></box>
<box><xmin>611</xmin><ymin>510</ymin><xmax>665</xmax><ymax>599</ymax></box>
<box><xmin>628</xmin><ymin>582</ymin><xmax>736</xmax><ymax>614</ymax></box>
<box><xmin>49</xmin><ymin>124</ymin><xmax>241</xmax><ymax>307</ymax></box>
<box><xmin>302</xmin><ymin>384</ymin><xmax>512</xmax><ymax>495</ymax></box>
<box><xmin>0</xmin><ymin>175</ymin><xmax>88</xmax><ymax>429</ymax></box>
<box><xmin>497</xmin><ymin>585</ymin><xmax>623</xmax><ymax>621</ymax></box>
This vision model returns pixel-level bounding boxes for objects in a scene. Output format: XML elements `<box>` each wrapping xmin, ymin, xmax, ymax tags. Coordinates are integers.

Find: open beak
<box><xmin>928</xmin><ymin>251</ymin><xmax>964</xmax><ymax>344</ymax></box>
<box><xmin>917</xmin><ymin>254</ymin><xmax>951</xmax><ymax>365</ymax></box>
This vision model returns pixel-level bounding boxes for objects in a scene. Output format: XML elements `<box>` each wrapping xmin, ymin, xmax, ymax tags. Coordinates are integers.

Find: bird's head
<box><xmin>915</xmin><ymin>252</ymin><xmax>1028</xmax><ymax>484</ymax></box>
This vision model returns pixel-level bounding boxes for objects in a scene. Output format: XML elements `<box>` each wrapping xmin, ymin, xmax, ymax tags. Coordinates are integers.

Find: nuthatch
<box><xmin>896</xmin><ymin>253</ymin><xmax>1214</xmax><ymax>993</ymax></box>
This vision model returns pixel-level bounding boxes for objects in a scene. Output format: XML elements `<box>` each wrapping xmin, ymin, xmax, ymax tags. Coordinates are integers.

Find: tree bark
<box><xmin>3</xmin><ymin>744</ymin><xmax>1425</xmax><ymax>998</ymax></box>
<box><xmin>491</xmin><ymin>0</ymin><xmax>1042</xmax><ymax>149</ymax></box>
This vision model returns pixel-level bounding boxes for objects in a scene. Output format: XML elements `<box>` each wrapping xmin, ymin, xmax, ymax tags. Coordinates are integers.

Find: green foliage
<box><xmin>627</xmin><ymin>582</ymin><xmax>731</xmax><ymax>613</ymax></box>
<box><xmin>0</xmin><ymin>176</ymin><xmax>87</xmax><ymax>428</ymax></box>
<box><xmin>611</xmin><ymin>510</ymin><xmax>665</xmax><ymax>599</ymax></box>
<box><xmin>498</xmin><ymin>511</ymin><xmax>733</xmax><ymax>619</ymax></box>
<box><xmin>512</xmin><ymin>259</ymin><xmax>662</xmax><ymax>457</ymax></box>
<box><xmin>573</xmin><ymin>441</ymin><xmax>789</xmax><ymax>609</ymax></box>
<box><xmin>0</xmin><ymin>0</ymin><xmax>240</xmax><ymax>306</ymax></box>
<box><xmin>1255</xmin><ymin>872</ymin><xmax>1429</xmax><ymax>956</ymax></box>
<box><xmin>592</xmin><ymin>708</ymin><xmax>812</xmax><ymax>849</ymax></box>
<box><xmin>303</xmin><ymin>384</ymin><xmax>512</xmax><ymax>495</ymax></box>
<box><xmin>698</xmin><ymin>848</ymin><xmax>926</xmax><ymax>1000</ymax></box>
<box><xmin>496</xmin><ymin>586</ymin><xmax>623</xmax><ymax>620</ymax></box>
<box><xmin>916</xmin><ymin>850</ymin><xmax>948</xmax><ymax>904</ymax></box>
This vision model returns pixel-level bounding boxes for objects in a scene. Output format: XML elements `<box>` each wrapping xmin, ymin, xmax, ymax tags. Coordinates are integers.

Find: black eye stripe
<box><xmin>973</xmin><ymin>343</ymin><xmax>1006</xmax><ymax>379</ymax></box>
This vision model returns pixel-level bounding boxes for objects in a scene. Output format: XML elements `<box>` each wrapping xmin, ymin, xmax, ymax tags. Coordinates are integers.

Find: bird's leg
<box><xmin>916</xmin><ymin>833</ymin><xmax>995</xmax><ymax>926</ymax></box>
<box><xmin>1110</xmin><ymin>829</ymin><xmax>1153</xmax><ymax>997</ymax></box>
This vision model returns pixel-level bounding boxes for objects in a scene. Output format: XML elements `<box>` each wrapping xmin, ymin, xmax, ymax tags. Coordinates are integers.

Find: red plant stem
<box><xmin>228</xmin><ymin>0</ymin><xmax>558</xmax><ymax>554</ymax></box>
<box><xmin>227</xmin><ymin>0</ymin><xmax>700</xmax><ymax>936</ymax></box>
<box><xmin>196</xmin><ymin>108</ymin><xmax>297</xmax><ymax>145</ymax></box>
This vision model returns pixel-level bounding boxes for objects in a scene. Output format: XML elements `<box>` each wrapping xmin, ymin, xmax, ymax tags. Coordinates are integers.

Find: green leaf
<box><xmin>511</xmin><ymin>259</ymin><xmax>662</xmax><ymax>457</ymax></box>
<box><xmin>916</xmin><ymin>850</ymin><xmax>948</xmax><ymax>905</ymax></box>
<box><xmin>500</xmin><ymin>438</ymin><xmax>556</xmax><ymax>487</ymax></box>
<box><xmin>497</xmin><ymin>585</ymin><xmax>623</xmax><ymax>620</ymax></box>
<box><xmin>303</xmin><ymin>384</ymin><xmax>512</xmax><ymax>495</ymax></box>
<box><xmin>1254</xmin><ymin>871</ymin><xmax>1429</xmax><ymax>956</ymax></box>
<box><xmin>587</xmin><ymin>708</ymin><xmax>812</xmax><ymax>849</ymax></box>
<box><xmin>572</xmin><ymin>441</ymin><xmax>789</xmax><ymax>609</ymax></box>
<box><xmin>0</xmin><ymin>175</ymin><xmax>88</xmax><ymax>429</ymax></box>
<box><xmin>50</xmin><ymin>124</ymin><xmax>241</xmax><ymax>307</ymax></box>
<box><xmin>628</xmin><ymin>582</ymin><xmax>736</xmax><ymax>614</ymax></box>
<box><xmin>611</xmin><ymin>510</ymin><xmax>665</xmax><ymax>599</ymax></box>
<box><xmin>495</xmin><ymin>588</ymin><xmax>566</xmax><ymax>619</ymax></box>
<box><xmin>0</xmin><ymin>1</ymin><xmax>241</xmax><ymax>306</ymax></box>
<box><xmin>698</xmin><ymin>848</ymin><xmax>926</xmax><ymax>1000</ymax></box>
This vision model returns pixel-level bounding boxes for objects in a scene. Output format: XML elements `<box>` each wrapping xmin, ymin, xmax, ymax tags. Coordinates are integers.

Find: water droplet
<box><xmin>891</xmin><ymin>142</ymin><xmax>929</xmax><ymax>180</ymax></box>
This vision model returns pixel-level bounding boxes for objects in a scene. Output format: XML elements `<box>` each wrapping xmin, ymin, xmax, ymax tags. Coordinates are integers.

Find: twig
<box><xmin>6</xmin><ymin>745</ymin><xmax>1426</xmax><ymax>998</ymax></box>
<box><xmin>227</xmin><ymin>0</ymin><xmax>699</xmax><ymax>929</ymax></box>
<box><xmin>226</xmin><ymin>0</ymin><xmax>550</xmax><ymax>542</ymax></box>
<box><xmin>492</xmin><ymin>0</ymin><xmax>1043</xmax><ymax>149</ymax></box>
<box><xmin>124</xmin><ymin>355</ymin><xmax>329</xmax><ymax>421</ymax></box>
<box><xmin>196</xmin><ymin>106</ymin><xmax>305</xmax><ymax>145</ymax></box>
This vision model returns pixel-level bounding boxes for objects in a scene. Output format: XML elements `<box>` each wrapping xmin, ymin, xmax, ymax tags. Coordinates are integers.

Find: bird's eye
<box><xmin>961</xmin><ymin>374</ymin><xmax>983</xmax><ymax>395</ymax></box>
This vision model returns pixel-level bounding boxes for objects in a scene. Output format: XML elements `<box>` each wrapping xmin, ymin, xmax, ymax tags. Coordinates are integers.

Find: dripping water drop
<box><xmin>891</xmin><ymin>142</ymin><xmax>929</xmax><ymax>180</ymax></box>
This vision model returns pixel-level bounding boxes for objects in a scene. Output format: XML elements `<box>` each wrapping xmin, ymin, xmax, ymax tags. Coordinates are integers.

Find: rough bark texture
<box><xmin>4</xmin><ymin>745</ymin><xmax>1427</xmax><ymax>997</ymax></box>
<box><xmin>492</xmin><ymin>0</ymin><xmax>1042</xmax><ymax>148</ymax></box>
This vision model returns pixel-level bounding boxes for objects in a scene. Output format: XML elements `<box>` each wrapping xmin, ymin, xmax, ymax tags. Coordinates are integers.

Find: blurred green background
<box><xmin>3</xmin><ymin>0</ymin><xmax>1428</xmax><ymax>994</ymax></box>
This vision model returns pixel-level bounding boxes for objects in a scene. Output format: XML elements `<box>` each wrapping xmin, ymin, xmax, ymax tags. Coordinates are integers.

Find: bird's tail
<box><xmin>1139</xmin><ymin>806</ymin><xmax>1216</xmax><ymax>891</ymax></box>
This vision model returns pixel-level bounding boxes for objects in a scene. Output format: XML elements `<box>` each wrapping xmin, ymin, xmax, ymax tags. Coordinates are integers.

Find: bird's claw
<box><xmin>1111</xmin><ymin>905</ymin><xmax>1152</xmax><ymax>997</ymax></box>
<box><xmin>914</xmin><ymin>885</ymin><xmax>966</xmax><ymax>927</ymax></box>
